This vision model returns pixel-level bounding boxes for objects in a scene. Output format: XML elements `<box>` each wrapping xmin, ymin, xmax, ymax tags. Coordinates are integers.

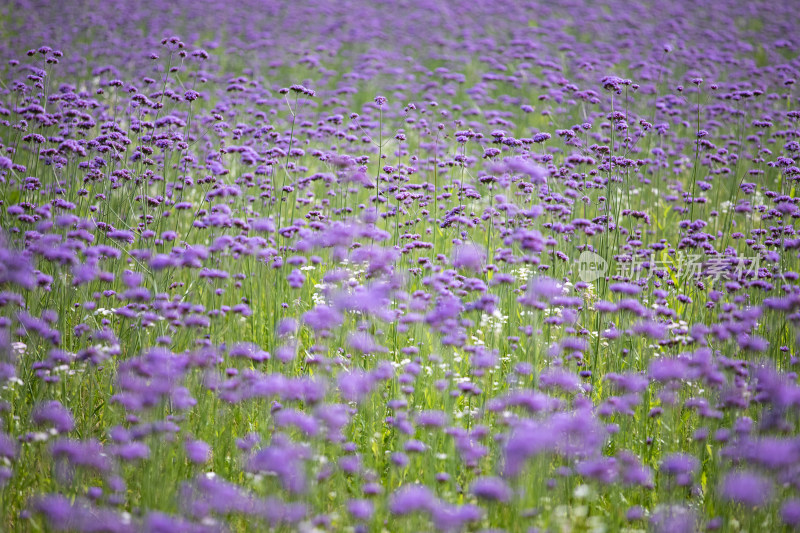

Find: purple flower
<box><xmin>431</xmin><ymin>502</ymin><xmax>482</xmax><ymax>530</ymax></box>
<box><xmin>347</xmin><ymin>331</ymin><xmax>387</xmax><ymax>354</ymax></box>
<box><xmin>274</xmin><ymin>409</ymin><xmax>319</xmax><ymax>436</ymax></box>
<box><xmin>660</xmin><ymin>453</ymin><xmax>699</xmax><ymax>486</ymax></box>
<box><xmin>609</xmin><ymin>282</ymin><xmax>641</xmax><ymax>295</ymax></box>
<box><xmin>503</xmin><ymin>410</ymin><xmax>606</xmax><ymax>476</ymax></box>
<box><xmin>276</xmin><ymin>318</ymin><xmax>298</xmax><ymax>336</ymax></box>
<box><xmin>527</xmin><ymin>276</ymin><xmax>563</xmax><ymax>301</ymax></box>
<box><xmin>470</xmin><ymin>476</ymin><xmax>512</xmax><ymax>502</ymax></box>
<box><xmin>275</xmin><ymin>343</ymin><xmax>297</xmax><ymax>364</ymax></box>
<box><xmin>251</xmin><ymin>218</ymin><xmax>275</xmax><ymax>233</ymax></box>
<box><xmin>0</xmin><ymin>433</ymin><xmax>18</xmax><ymax>460</ymax></box>
<box><xmin>246</xmin><ymin>435</ymin><xmax>309</xmax><ymax>494</ymax></box>
<box><xmin>302</xmin><ymin>305</ymin><xmax>343</xmax><ymax>332</ymax></box>
<box><xmin>347</xmin><ymin>499</ymin><xmax>373</xmax><ymax>521</ymax></box>
<box><xmin>122</xmin><ymin>270</ymin><xmax>143</xmax><ymax>288</ymax></box>
<box><xmin>539</xmin><ymin>368</ymin><xmax>581</xmax><ymax>394</ymax></box>
<box><xmin>451</xmin><ymin>244</ymin><xmax>484</xmax><ymax>272</ymax></box>
<box><xmin>503</xmin><ymin>157</ymin><xmax>548</xmax><ymax>184</ymax></box>
<box><xmin>145</xmin><ymin>511</ymin><xmax>214</xmax><ymax>533</ymax></box>
<box><xmin>32</xmin><ymin>401</ymin><xmax>74</xmax><ymax>433</ymax></box>
<box><xmin>33</xmin><ymin>495</ymin><xmax>134</xmax><ymax>532</ymax></box>
<box><xmin>416</xmin><ymin>410</ymin><xmax>448</xmax><ymax>428</ymax></box>
<box><xmin>113</xmin><ymin>442</ymin><xmax>150</xmax><ymax>462</ymax></box>
<box><xmin>631</xmin><ymin>320</ymin><xmax>667</xmax><ymax>340</ymax></box>
<box><xmin>229</xmin><ymin>342</ymin><xmax>270</xmax><ymax>362</ymax></box>
<box><xmin>576</xmin><ymin>457</ymin><xmax>618</xmax><ymax>484</ymax></box>
<box><xmin>338</xmin><ymin>370</ymin><xmax>376</xmax><ymax>403</ymax></box>
<box><xmin>107</xmin><ymin>229</ymin><xmax>135</xmax><ymax>244</ymax></box>
<box><xmin>649</xmin><ymin>357</ymin><xmax>693</xmax><ymax>382</ymax></box>
<box><xmin>0</xmin><ymin>247</ymin><xmax>35</xmax><ymax>289</ymax></box>
<box><xmin>50</xmin><ymin>439</ymin><xmax>110</xmax><ymax>471</ymax></box>
<box><xmin>185</xmin><ymin>440</ymin><xmax>211</xmax><ymax>464</ymax></box>
<box><xmin>720</xmin><ymin>470</ymin><xmax>772</xmax><ymax>507</ymax></box>
<box><xmin>389</xmin><ymin>484</ymin><xmax>435</xmax><ymax>515</ymax></box>
<box><xmin>782</xmin><ymin>499</ymin><xmax>800</xmax><ymax>526</ymax></box>
<box><xmin>391</xmin><ymin>452</ymin><xmax>409</xmax><ymax>468</ymax></box>
<box><xmin>338</xmin><ymin>454</ymin><xmax>361</xmax><ymax>474</ymax></box>
<box><xmin>650</xmin><ymin>505</ymin><xmax>696</xmax><ymax>533</ymax></box>
<box><xmin>605</xmin><ymin>372</ymin><xmax>649</xmax><ymax>393</ymax></box>
<box><xmin>287</xmin><ymin>268</ymin><xmax>305</xmax><ymax>289</ymax></box>
<box><xmin>617</xmin><ymin>451</ymin><xmax>653</xmax><ymax>488</ymax></box>
<box><xmin>403</xmin><ymin>439</ymin><xmax>426</xmax><ymax>453</ymax></box>
<box><xmin>626</xmin><ymin>505</ymin><xmax>645</xmax><ymax>521</ymax></box>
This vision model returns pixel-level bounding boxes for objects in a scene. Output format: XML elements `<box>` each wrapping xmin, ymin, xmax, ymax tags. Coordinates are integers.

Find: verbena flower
<box><xmin>719</xmin><ymin>470</ymin><xmax>773</xmax><ymax>507</ymax></box>
<box><xmin>470</xmin><ymin>476</ymin><xmax>512</xmax><ymax>502</ymax></box>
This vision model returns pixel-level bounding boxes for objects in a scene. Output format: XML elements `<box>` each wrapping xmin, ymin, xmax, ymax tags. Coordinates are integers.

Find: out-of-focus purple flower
<box><xmin>720</xmin><ymin>470</ymin><xmax>772</xmax><ymax>507</ymax></box>
<box><xmin>50</xmin><ymin>438</ymin><xmax>110</xmax><ymax>471</ymax></box>
<box><xmin>32</xmin><ymin>401</ymin><xmax>75</xmax><ymax>433</ymax></box>
<box><xmin>113</xmin><ymin>441</ymin><xmax>150</xmax><ymax>462</ymax></box>
<box><xmin>650</xmin><ymin>505</ymin><xmax>696</xmax><ymax>533</ymax></box>
<box><xmin>185</xmin><ymin>440</ymin><xmax>211</xmax><ymax>464</ymax></box>
<box><xmin>338</xmin><ymin>370</ymin><xmax>376</xmax><ymax>403</ymax></box>
<box><xmin>527</xmin><ymin>276</ymin><xmax>563</xmax><ymax>301</ymax></box>
<box><xmin>145</xmin><ymin>511</ymin><xmax>218</xmax><ymax>533</ymax></box>
<box><xmin>431</xmin><ymin>502</ymin><xmax>482</xmax><ymax>530</ymax></box>
<box><xmin>539</xmin><ymin>368</ymin><xmax>581</xmax><ymax>394</ymax></box>
<box><xmin>503</xmin><ymin>410</ymin><xmax>606</xmax><ymax>476</ymax></box>
<box><xmin>246</xmin><ymin>435</ymin><xmax>309</xmax><ymax>494</ymax></box>
<box><xmin>34</xmin><ymin>495</ymin><xmax>135</xmax><ymax>532</ymax></box>
<box><xmin>347</xmin><ymin>331</ymin><xmax>387</xmax><ymax>354</ymax></box>
<box><xmin>391</xmin><ymin>452</ymin><xmax>409</xmax><ymax>468</ymax></box>
<box><xmin>576</xmin><ymin>457</ymin><xmax>618</xmax><ymax>485</ymax></box>
<box><xmin>626</xmin><ymin>505</ymin><xmax>645</xmax><ymax>521</ymax></box>
<box><xmin>389</xmin><ymin>484</ymin><xmax>435</xmax><ymax>515</ymax></box>
<box><xmin>347</xmin><ymin>499</ymin><xmax>373</xmax><ymax>521</ymax></box>
<box><xmin>617</xmin><ymin>451</ymin><xmax>653</xmax><ymax>488</ymax></box>
<box><xmin>274</xmin><ymin>409</ymin><xmax>319</xmax><ymax>436</ymax></box>
<box><xmin>782</xmin><ymin>499</ymin><xmax>800</xmax><ymax>526</ymax></box>
<box><xmin>229</xmin><ymin>342</ymin><xmax>270</xmax><ymax>362</ymax></box>
<box><xmin>660</xmin><ymin>453</ymin><xmax>699</xmax><ymax>486</ymax></box>
<box><xmin>451</xmin><ymin>244</ymin><xmax>484</xmax><ymax>272</ymax></box>
<box><xmin>470</xmin><ymin>476</ymin><xmax>512</xmax><ymax>502</ymax></box>
<box><xmin>0</xmin><ymin>432</ymin><xmax>18</xmax><ymax>460</ymax></box>
<box><xmin>631</xmin><ymin>320</ymin><xmax>667</xmax><ymax>340</ymax></box>
<box><xmin>287</xmin><ymin>269</ymin><xmax>305</xmax><ymax>289</ymax></box>
<box><xmin>503</xmin><ymin>156</ymin><xmax>548</xmax><ymax>184</ymax></box>
<box><xmin>416</xmin><ymin>410</ymin><xmax>448</xmax><ymax>428</ymax></box>
<box><xmin>609</xmin><ymin>282</ymin><xmax>641</xmax><ymax>295</ymax></box>
<box><xmin>276</xmin><ymin>318</ymin><xmax>298</xmax><ymax>337</ymax></box>
<box><xmin>302</xmin><ymin>305</ymin><xmax>343</xmax><ymax>333</ymax></box>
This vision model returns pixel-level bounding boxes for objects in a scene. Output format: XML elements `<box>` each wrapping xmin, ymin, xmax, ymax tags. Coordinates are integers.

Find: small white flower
<box><xmin>573</xmin><ymin>484</ymin><xmax>592</xmax><ymax>500</ymax></box>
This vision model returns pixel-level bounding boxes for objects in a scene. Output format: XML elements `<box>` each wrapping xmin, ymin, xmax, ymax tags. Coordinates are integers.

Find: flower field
<box><xmin>1</xmin><ymin>0</ymin><xmax>800</xmax><ymax>531</ymax></box>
